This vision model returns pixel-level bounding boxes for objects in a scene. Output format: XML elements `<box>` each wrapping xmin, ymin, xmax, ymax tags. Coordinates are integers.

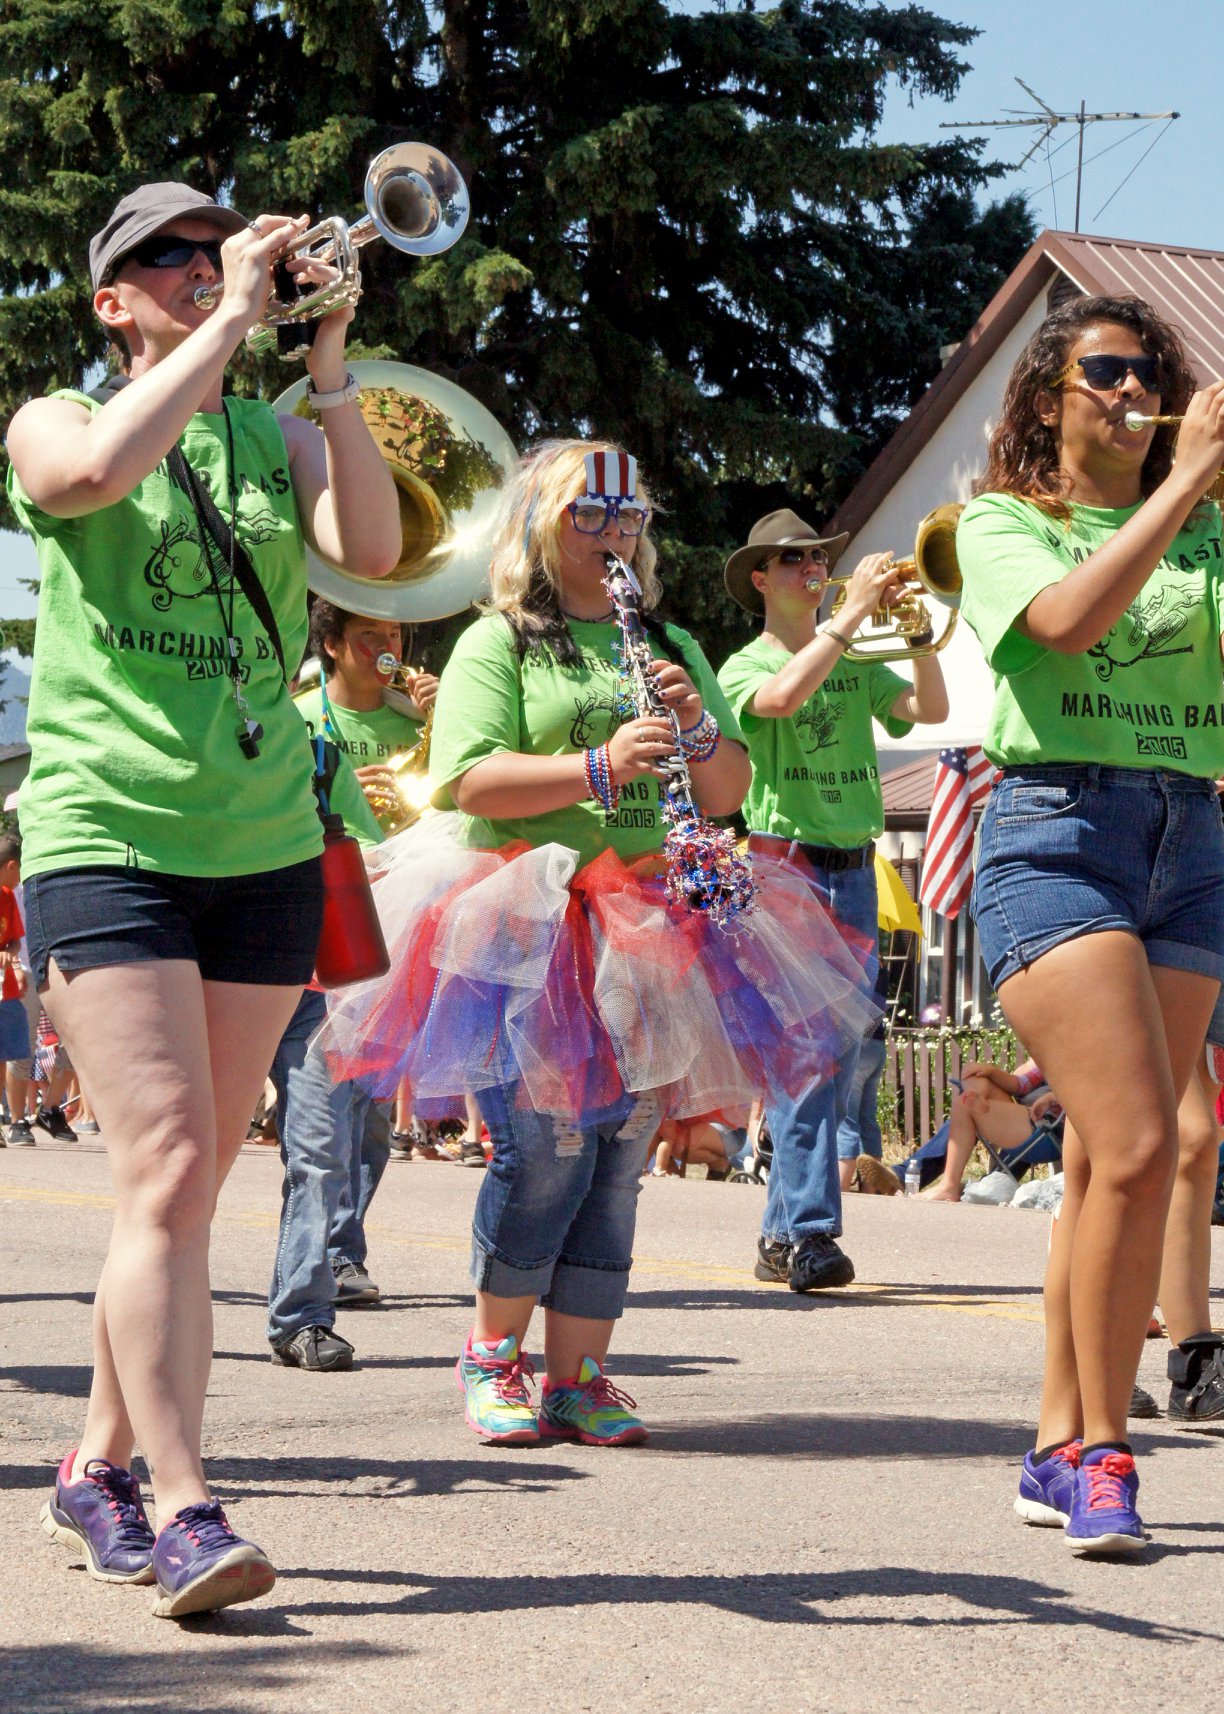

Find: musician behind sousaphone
<box><xmin>717</xmin><ymin>509</ymin><xmax>948</xmax><ymax>1293</ymax></box>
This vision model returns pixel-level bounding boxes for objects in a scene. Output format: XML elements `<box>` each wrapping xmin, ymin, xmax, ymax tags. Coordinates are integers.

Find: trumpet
<box><xmin>364</xmin><ymin>655</ymin><xmax>436</xmax><ymax>837</ymax></box>
<box><xmin>196</xmin><ymin>143</ymin><xmax>469</xmax><ymax>359</ymax></box>
<box><xmin>1124</xmin><ymin>411</ymin><xmax>1183</xmax><ymax>431</ymax></box>
<box><xmin>827</xmin><ymin>503</ymin><xmax>963</xmax><ymax>662</ymax></box>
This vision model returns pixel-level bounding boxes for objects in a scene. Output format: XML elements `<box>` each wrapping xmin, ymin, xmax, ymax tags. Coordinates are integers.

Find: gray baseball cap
<box><xmin>89</xmin><ymin>182</ymin><xmax>248</xmax><ymax>292</ymax></box>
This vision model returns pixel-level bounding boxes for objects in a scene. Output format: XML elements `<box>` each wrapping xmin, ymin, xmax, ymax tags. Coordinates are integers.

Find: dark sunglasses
<box><xmin>1053</xmin><ymin>354</ymin><xmax>1161</xmax><ymax>393</ymax></box>
<box><xmin>124</xmin><ymin>233</ymin><xmax>225</xmax><ymax>274</ymax></box>
<box><xmin>770</xmin><ymin>547</ymin><xmax>829</xmax><ymax>569</ymax></box>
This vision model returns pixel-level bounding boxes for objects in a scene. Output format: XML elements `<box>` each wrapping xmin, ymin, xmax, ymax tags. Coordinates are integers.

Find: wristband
<box><xmin>306</xmin><ymin>371</ymin><xmax>361</xmax><ymax>410</ymax></box>
<box><xmin>584</xmin><ymin>744</ymin><xmax>620</xmax><ymax>812</ymax></box>
<box><xmin>680</xmin><ymin>709</ymin><xmax>721</xmax><ymax>763</ymax></box>
<box><xmin>820</xmin><ymin>625</ymin><xmax>854</xmax><ymax>650</ymax></box>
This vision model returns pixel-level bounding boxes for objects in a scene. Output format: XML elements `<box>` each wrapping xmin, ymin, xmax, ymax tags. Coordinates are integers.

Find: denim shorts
<box><xmin>23</xmin><ymin>859</ymin><xmax>323</xmax><ymax>989</ymax></box>
<box><xmin>972</xmin><ymin>766</ymin><xmax>1224</xmax><ymax>990</ymax></box>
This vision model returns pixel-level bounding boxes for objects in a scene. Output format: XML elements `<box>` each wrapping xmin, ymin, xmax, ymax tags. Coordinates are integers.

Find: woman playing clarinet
<box><xmin>325</xmin><ymin>439</ymin><xmax>881</xmax><ymax>1444</ymax></box>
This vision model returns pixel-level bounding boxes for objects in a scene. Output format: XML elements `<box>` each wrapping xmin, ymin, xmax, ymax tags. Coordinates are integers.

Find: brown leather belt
<box><xmin>747</xmin><ymin>832</ymin><xmax>875</xmax><ymax>872</ymax></box>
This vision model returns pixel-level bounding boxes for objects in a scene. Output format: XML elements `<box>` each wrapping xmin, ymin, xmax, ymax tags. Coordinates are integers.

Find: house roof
<box><xmin>830</xmin><ymin>229</ymin><xmax>1224</xmax><ymax>541</ymax></box>
<box><xmin>881</xmin><ymin>753</ymin><xmax>937</xmax><ymax>819</ymax></box>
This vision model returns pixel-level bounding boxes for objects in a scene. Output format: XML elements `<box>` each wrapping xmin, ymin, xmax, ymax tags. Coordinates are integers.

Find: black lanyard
<box><xmin>171</xmin><ymin>403</ymin><xmax>261</xmax><ymax>756</ymax></box>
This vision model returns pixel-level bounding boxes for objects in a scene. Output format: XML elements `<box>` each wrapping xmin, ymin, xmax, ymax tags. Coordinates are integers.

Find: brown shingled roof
<box><xmin>830</xmin><ymin>229</ymin><xmax>1224</xmax><ymax>542</ymax></box>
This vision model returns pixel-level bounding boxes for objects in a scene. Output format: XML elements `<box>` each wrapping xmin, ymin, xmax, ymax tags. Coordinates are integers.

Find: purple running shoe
<box><xmin>39</xmin><ymin>1449</ymin><xmax>156</xmax><ymax>1584</ymax></box>
<box><xmin>1064</xmin><ymin>1448</ymin><xmax>1145</xmax><ymax>1556</ymax></box>
<box><xmin>1014</xmin><ymin>1439</ymin><xmax>1081</xmax><ymax>1527</ymax></box>
<box><xmin>150</xmin><ymin>1500</ymin><xmax>276</xmax><ymax>1618</ymax></box>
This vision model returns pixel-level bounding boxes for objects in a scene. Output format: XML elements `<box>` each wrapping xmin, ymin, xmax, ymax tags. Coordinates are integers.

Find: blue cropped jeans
<box><xmin>762</xmin><ymin>861</ymin><xmax>878</xmax><ymax>1245</ymax></box>
<box><xmin>471</xmin><ymin>1085</ymin><xmax>661</xmax><ymax>1321</ymax></box>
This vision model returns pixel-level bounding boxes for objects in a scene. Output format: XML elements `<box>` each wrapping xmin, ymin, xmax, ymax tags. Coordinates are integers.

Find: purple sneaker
<box><xmin>1065</xmin><ymin>1447</ymin><xmax>1145</xmax><ymax>1556</ymax></box>
<box><xmin>150</xmin><ymin>1499</ymin><xmax>276</xmax><ymax>1618</ymax></box>
<box><xmin>1014</xmin><ymin>1439</ymin><xmax>1082</xmax><ymax>1527</ymax></box>
<box><xmin>39</xmin><ymin>1450</ymin><xmax>156</xmax><ymax>1584</ymax></box>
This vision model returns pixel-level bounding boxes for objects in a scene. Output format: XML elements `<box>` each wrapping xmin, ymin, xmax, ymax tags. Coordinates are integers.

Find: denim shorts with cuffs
<box><xmin>971</xmin><ymin>765</ymin><xmax>1224</xmax><ymax>991</ymax></box>
<box><xmin>23</xmin><ymin>858</ymin><xmax>323</xmax><ymax>989</ymax></box>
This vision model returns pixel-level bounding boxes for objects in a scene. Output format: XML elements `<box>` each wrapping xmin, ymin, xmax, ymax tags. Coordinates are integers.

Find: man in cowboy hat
<box><xmin>717</xmin><ymin>509</ymin><xmax>948</xmax><ymax>1292</ymax></box>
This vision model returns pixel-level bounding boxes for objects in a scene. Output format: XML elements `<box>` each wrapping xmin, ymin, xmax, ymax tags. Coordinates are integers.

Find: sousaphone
<box><xmin>274</xmin><ymin>359</ymin><xmax>517</xmax><ymax>621</ymax></box>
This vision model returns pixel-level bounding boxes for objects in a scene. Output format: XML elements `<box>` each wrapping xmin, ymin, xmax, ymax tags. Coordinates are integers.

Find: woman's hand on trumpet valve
<box><xmin>835</xmin><ymin>552</ymin><xmax>905</xmax><ymax>630</ymax></box>
<box><xmin>209</xmin><ymin>214</ymin><xmax>308</xmax><ymax>336</ymax></box>
<box><xmin>607</xmin><ymin>716</ymin><xmax>678</xmax><ymax>783</ymax></box>
<box><xmin>1172</xmin><ymin>379</ymin><xmax>1224</xmax><ymax>495</ymax></box>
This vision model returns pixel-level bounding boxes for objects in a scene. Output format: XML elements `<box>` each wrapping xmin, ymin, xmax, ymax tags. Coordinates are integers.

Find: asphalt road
<box><xmin>2</xmin><ymin>1138</ymin><xmax>1222</xmax><ymax>1714</ymax></box>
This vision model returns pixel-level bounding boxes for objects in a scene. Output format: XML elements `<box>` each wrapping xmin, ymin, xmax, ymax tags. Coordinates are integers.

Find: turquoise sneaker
<box><xmin>456</xmin><ymin>1333</ymin><xmax>540</xmax><ymax>1444</ymax></box>
<box><xmin>539</xmin><ymin>1356</ymin><xmax>648</xmax><ymax>1446</ymax></box>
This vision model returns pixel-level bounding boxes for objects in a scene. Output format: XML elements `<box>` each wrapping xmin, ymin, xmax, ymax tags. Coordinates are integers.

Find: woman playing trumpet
<box><xmin>6</xmin><ymin>180</ymin><xmax>399</xmax><ymax>1615</ymax></box>
<box><xmin>958</xmin><ymin>293</ymin><xmax>1224</xmax><ymax>1555</ymax></box>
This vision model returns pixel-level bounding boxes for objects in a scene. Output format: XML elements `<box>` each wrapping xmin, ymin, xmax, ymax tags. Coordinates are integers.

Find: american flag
<box><xmin>918</xmin><ymin>746</ymin><xmax>993</xmax><ymax>919</ymax></box>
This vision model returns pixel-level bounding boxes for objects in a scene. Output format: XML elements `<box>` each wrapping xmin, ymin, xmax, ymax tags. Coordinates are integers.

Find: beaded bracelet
<box><xmin>584</xmin><ymin>743</ymin><xmax>620</xmax><ymax>812</ymax></box>
<box><xmin>679</xmin><ymin>708</ymin><xmax>720</xmax><ymax>762</ymax></box>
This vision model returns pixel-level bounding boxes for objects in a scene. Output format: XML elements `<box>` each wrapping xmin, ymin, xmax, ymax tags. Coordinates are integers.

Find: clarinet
<box><xmin>602</xmin><ymin>552</ymin><xmax>755</xmax><ymax>925</ymax></box>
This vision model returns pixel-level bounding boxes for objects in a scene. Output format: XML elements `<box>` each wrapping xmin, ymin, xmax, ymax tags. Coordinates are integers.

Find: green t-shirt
<box><xmin>7</xmin><ymin>392</ymin><xmax>322</xmax><ymax>878</ymax></box>
<box><xmin>958</xmin><ymin>492</ymin><xmax>1224</xmax><ymax>774</ymax></box>
<box><xmin>293</xmin><ymin>684</ymin><xmax>423</xmax><ymax>764</ymax></box>
<box><xmin>429</xmin><ymin>612</ymin><xmax>743</xmax><ymax>866</ymax></box>
<box><xmin>717</xmin><ymin>636</ymin><xmax>912</xmax><ymax>847</ymax></box>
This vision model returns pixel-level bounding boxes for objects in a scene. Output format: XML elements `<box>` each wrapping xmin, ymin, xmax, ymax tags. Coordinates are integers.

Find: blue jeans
<box><xmin>836</xmin><ymin>1031</ymin><xmax>886</xmax><ymax>1161</ymax></box>
<box><xmin>762</xmin><ymin>861</ymin><xmax>878</xmax><ymax>1244</ymax></box>
<box><xmin>472</xmin><ymin>1086</ymin><xmax>661</xmax><ymax>1321</ymax></box>
<box><xmin>266</xmin><ymin>989</ymin><xmax>393</xmax><ymax>1344</ymax></box>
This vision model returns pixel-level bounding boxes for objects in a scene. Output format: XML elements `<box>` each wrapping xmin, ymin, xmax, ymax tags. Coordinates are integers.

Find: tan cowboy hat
<box><xmin>724</xmin><ymin>509</ymin><xmax>850</xmax><ymax>616</ymax></box>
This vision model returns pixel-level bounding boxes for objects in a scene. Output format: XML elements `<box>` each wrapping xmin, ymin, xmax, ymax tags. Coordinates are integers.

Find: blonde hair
<box><xmin>483</xmin><ymin>440</ymin><xmax>661</xmax><ymax>648</ymax></box>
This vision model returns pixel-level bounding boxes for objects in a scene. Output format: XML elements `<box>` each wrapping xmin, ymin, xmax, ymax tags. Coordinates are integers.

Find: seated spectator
<box><xmin>921</xmin><ymin>1058</ymin><xmax>1061</xmax><ymax>1202</ymax></box>
<box><xmin>650</xmin><ymin>1116</ymin><xmax>743</xmax><ymax>1180</ymax></box>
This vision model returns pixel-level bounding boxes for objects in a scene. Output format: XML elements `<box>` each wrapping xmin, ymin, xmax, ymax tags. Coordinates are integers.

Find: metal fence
<box><xmin>882</xmin><ymin>1026</ymin><xmax>1020</xmax><ymax>1149</ymax></box>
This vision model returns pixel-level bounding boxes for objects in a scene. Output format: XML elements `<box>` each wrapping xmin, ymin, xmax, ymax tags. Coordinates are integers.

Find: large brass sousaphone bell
<box><xmin>275</xmin><ymin>360</ymin><xmax>518</xmax><ymax>622</ymax></box>
<box><xmin>828</xmin><ymin>502</ymin><xmax>963</xmax><ymax>661</ymax></box>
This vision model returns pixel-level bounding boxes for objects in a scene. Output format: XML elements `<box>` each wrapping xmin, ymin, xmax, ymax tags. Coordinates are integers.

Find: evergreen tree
<box><xmin>0</xmin><ymin>0</ymin><xmax>1034</xmax><ymax>664</ymax></box>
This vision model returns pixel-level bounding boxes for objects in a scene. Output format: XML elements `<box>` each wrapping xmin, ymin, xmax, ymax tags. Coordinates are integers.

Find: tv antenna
<box><xmin>941</xmin><ymin>79</ymin><xmax>1179</xmax><ymax>232</ymax></box>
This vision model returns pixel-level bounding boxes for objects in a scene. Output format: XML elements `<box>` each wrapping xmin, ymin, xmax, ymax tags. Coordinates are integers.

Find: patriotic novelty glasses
<box><xmin>567</xmin><ymin>497</ymin><xmax>651</xmax><ymax>536</ymax></box>
<box><xmin>1051</xmin><ymin>354</ymin><xmax>1161</xmax><ymax>393</ymax></box>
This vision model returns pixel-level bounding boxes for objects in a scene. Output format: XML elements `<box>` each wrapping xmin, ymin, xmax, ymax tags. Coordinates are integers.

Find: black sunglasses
<box><xmin>1053</xmin><ymin>354</ymin><xmax>1161</xmax><ymax>393</ymax></box>
<box><xmin>124</xmin><ymin>233</ymin><xmax>224</xmax><ymax>274</ymax></box>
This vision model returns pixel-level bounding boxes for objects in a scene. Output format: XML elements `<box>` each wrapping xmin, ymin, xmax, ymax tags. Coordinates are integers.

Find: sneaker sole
<box><xmin>151</xmin><ymin>1548</ymin><xmax>276</xmax><ymax>1618</ymax></box>
<box><xmin>334</xmin><ymin>1290</ymin><xmax>381</xmax><ymax>1308</ymax></box>
<box><xmin>1065</xmin><ymin>1529</ymin><xmax>1146</xmax><ymax>1557</ymax></box>
<box><xmin>538</xmin><ymin>1418</ymin><xmax>648</xmax><ymax>1447</ymax></box>
<box><xmin>753</xmin><ymin>1260</ymin><xmax>790</xmax><ymax>1284</ymax></box>
<box><xmin>789</xmin><ymin>1262</ymin><xmax>856</xmax><ymax>1292</ymax></box>
<box><xmin>1014</xmin><ymin>1496</ymin><xmax>1068</xmax><ymax>1527</ymax></box>
<box><xmin>270</xmin><ymin>1345</ymin><xmax>353</xmax><ymax>1373</ymax></box>
<box><xmin>40</xmin><ymin>1499</ymin><xmax>156</xmax><ymax>1584</ymax></box>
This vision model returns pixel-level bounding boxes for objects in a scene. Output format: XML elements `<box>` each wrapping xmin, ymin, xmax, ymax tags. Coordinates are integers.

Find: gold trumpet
<box><xmin>827</xmin><ymin>503</ymin><xmax>963</xmax><ymax>661</ymax></box>
<box><xmin>362</xmin><ymin>654</ymin><xmax>435</xmax><ymax>836</ymax></box>
<box><xmin>1124</xmin><ymin>411</ymin><xmax>1182</xmax><ymax>431</ymax></box>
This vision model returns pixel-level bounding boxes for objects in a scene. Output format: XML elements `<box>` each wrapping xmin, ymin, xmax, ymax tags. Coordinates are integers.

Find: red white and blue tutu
<box><xmin>323</xmin><ymin>815</ymin><xmax>880</xmax><ymax>1127</ymax></box>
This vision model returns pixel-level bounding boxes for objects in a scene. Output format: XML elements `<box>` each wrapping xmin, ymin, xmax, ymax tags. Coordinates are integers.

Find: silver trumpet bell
<box><xmin>196</xmin><ymin>143</ymin><xmax>470</xmax><ymax>359</ymax></box>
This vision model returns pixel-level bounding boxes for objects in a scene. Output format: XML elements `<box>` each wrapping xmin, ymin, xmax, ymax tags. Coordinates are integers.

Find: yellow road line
<box><xmin>0</xmin><ymin>1176</ymin><xmax>1045</xmax><ymax>1324</ymax></box>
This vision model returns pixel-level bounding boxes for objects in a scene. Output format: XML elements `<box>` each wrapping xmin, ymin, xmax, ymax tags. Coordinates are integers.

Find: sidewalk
<box><xmin>1</xmin><ymin>1142</ymin><xmax>1221</xmax><ymax>1713</ymax></box>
